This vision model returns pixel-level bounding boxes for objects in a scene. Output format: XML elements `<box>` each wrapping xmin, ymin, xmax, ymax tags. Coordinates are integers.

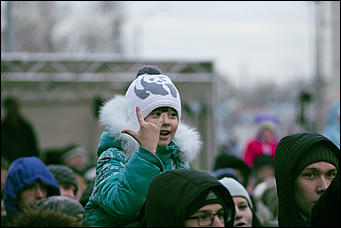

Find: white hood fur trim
<box><xmin>99</xmin><ymin>95</ymin><xmax>202</xmax><ymax>162</ymax></box>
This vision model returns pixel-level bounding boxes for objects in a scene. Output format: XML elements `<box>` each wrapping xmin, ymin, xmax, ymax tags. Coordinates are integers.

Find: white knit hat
<box><xmin>219</xmin><ymin>177</ymin><xmax>253</xmax><ymax>209</ymax></box>
<box><xmin>125</xmin><ymin>66</ymin><xmax>181</xmax><ymax>124</ymax></box>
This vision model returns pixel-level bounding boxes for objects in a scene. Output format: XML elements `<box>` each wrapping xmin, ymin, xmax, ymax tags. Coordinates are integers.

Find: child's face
<box><xmin>145</xmin><ymin>107</ymin><xmax>179</xmax><ymax>147</ymax></box>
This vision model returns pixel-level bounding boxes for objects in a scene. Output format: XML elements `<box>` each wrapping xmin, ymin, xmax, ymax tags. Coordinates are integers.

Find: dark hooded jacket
<box><xmin>274</xmin><ymin>133</ymin><xmax>339</xmax><ymax>227</ymax></box>
<box><xmin>143</xmin><ymin>168</ymin><xmax>235</xmax><ymax>227</ymax></box>
<box><xmin>3</xmin><ymin>156</ymin><xmax>60</xmax><ymax>221</ymax></box>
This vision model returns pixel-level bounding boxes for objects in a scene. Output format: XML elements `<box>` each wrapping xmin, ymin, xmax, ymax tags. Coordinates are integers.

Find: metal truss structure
<box><xmin>1</xmin><ymin>52</ymin><xmax>216</xmax><ymax>104</ymax></box>
<box><xmin>1</xmin><ymin>52</ymin><xmax>214</xmax><ymax>82</ymax></box>
<box><xmin>1</xmin><ymin>52</ymin><xmax>218</xmax><ymax>170</ymax></box>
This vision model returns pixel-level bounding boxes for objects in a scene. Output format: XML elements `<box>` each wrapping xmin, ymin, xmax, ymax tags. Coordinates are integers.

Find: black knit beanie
<box><xmin>186</xmin><ymin>188</ymin><xmax>224</xmax><ymax>217</ymax></box>
<box><xmin>293</xmin><ymin>144</ymin><xmax>339</xmax><ymax>179</ymax></box>
<box><xmin>47</xmin><ymin>165</ymin><xmax>78</xmax><ymax>194</ymax></box>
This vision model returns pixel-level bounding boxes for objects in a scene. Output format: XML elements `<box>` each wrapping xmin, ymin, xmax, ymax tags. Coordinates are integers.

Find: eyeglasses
<box><xmin>187</xmin><ymin>209</ymin><xmax>231</xmax><ymax>226</ymax></box>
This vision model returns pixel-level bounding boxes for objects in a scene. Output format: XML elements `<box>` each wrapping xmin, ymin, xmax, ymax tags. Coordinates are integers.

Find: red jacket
<box><xmin>243</xmin><ymin>139</ymin><xmax>278</xmax><ymax>167</ymax></box>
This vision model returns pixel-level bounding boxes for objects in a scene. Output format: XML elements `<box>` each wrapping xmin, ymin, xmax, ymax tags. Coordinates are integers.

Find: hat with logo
<box><xmin>186</xmin><ymin>188</ymin><xmax>225</xmax><ymax>217</ymax></box>
<box><xmin>125</xmin><ymin>65</ymin><xmax>181</xmax><ymax>124</ymax></box>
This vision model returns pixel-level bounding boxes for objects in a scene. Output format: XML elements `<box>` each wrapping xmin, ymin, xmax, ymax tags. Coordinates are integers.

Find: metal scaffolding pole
<box><xmin>314</xmin><ymin>1</ymin><xmax>324</xmax><ymax>132</ymax></box>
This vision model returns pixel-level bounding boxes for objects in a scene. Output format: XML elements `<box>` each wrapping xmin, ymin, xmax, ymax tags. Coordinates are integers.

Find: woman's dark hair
<box><xmin>213</xmin><ymin>153</ymin><xmax>251</xmax><ymax>187</ymax></box>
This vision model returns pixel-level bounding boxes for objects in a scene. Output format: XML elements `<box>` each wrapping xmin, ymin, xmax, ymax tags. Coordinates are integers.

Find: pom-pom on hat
<box><xmin>125</xmin><ymin>65</ymin><xmax>181</xmax><ymax>124</ymax></box>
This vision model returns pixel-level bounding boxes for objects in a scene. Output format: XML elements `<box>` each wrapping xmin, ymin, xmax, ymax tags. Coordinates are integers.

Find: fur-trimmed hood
<box><xmin>98</xmin><ymin>95</ymin><xmax>202</xmax><ymax>162</ymax></box>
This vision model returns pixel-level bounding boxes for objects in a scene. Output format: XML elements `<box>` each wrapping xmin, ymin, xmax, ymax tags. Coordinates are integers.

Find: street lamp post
<box><xmin>314</xmin><ymin>1</ymin><xmax>324</xmax><ymax>132</ymax></box>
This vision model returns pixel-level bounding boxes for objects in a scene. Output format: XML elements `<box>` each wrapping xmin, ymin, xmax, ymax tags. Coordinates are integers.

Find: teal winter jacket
<box><xmin>83</xmin><ymin>95</ymin><xmax>202</xmax><ymax>226</ymax></box>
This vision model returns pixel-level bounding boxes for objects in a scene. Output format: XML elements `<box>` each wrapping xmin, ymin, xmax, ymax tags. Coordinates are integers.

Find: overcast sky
<box><xmin>119</xmin><ymin>1</ymin><xmax>316</xmax><ymax>87</ymax></box>
<box><xmin>4</xmin><ymin>1</ymin><xmax>318</xmax><ymax>88</ymax></box>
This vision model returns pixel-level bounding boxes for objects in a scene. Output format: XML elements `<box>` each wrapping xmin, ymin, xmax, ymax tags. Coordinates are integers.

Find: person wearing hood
<box><xmin>83</xmin><ymin>65</ymin><xmax>202</xmax><ymax>226</ymax></box>
<box><xmin>219</xmin><ymin>177</ymin><xmax>263</xmax><ymax>227</ymax></box>
<box><xmin>243</xmin><ymin>121</ymin><xmax>279</xmax><ymax>167</ymax></box>
<box><xmin>322</xmin><ymin>99</ymin><xmax>340</xmax><ymax>148</ymax></box>
<box><xmin>274</xmin><ymin>132</ymin><xmax>339</xmax><ymax>227</ymax></box>
<box><xmin>3</xmin><ymin>156</ymin><xmax>60</xmax><ymax>226</ymax></box>
<box><xmin>142</xmin><ymin>168</ymin><xmax>235</xmax><ymax>227</ymax></box>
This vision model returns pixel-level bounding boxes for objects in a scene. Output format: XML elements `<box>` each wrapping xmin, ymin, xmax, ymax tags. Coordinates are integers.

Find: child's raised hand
<box><xmin>121</xmin><ymin>106</ymin><xmax>165</xmax><ymax>154</ymax></box>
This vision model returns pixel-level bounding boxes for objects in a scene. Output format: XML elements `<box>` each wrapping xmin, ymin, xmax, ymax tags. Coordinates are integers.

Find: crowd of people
<box><xmin>1</xmin><ymin>65</ymin><xmax>339</xmax><ymax>227</ymax></box>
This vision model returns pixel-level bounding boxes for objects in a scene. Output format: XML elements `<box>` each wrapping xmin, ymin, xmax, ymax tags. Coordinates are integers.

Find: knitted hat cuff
<box><xmin>140</xmin><ymin>96</ymin><xmax>181</xmax><ymax>119</ymax></box>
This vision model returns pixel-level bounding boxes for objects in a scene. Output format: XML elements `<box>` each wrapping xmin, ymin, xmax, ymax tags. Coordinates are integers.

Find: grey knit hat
<box><xmin>47</xmin><ymin>165</ymin><xmax>78</xmax><ymax>194</ymax></box>
<box><xmin>293</xmin><ymin>143</ymin><xmax>339</xmax><ymax>179</ymax></box>
<box><xmin>37</xmin><ymin>195</ymin><xmax>84</xmax><ymax>219</ymax></box>
<box><xmin>219</xmin><ymin>177</ymin><xmax>253</xmax><ymax>209</ymax></box>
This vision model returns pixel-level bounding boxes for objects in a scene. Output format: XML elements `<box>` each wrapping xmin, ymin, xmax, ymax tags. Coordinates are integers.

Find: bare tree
<box><xmin>51</xmin><ymin>2</ymin><xmax>125</xmax><ymax>53</ymax></box>
<box><xmin>1</xmin><ymin>1</ymin><xmax>125</xmax><ymax>53</ymax></box>
<box><xmin>2</xmin><ymin>1</ymin><xmax>57</xmax><ymax>52</ymax></box>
